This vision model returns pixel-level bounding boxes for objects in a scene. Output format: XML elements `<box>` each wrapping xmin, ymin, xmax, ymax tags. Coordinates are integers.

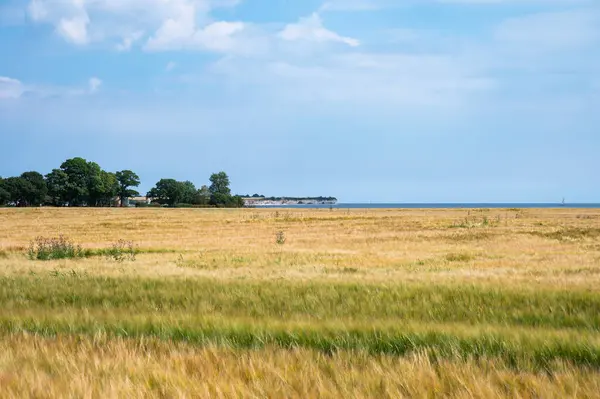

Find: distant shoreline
<box><xmin>251</xmin><ymin>203</ymin><xmax>600</xmax><ymax>209</ymax></box>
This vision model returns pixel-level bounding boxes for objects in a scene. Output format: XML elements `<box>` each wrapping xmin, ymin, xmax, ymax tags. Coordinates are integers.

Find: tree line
<box><xmin>0</xmin><ymin>157</ymin><xmax>244</xmax><ymax>208</ymax></box>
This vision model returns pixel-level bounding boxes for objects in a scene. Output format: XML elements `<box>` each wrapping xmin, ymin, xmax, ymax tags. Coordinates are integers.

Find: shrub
<box><xmin>275</xmin><ymin>231</ymin><xmax>286</xmax><ymax>245</ymax></box>
<box><xmin>105</xmin><ymin>239</ymin><xmax>137</xmax><ymax>262</ymax></box>
<box><xmin>445</xmin><ymin>252</ymin><xmax>474</xmax><ymax>263</ymax></box>
<box><xmin>136</xmin><ymin>202</ymin><xmax>162</xmax><ymax>208</ymax></box>
<box><xmin>28</xmin><ymin>236</ymin><xmax>85</xmax><ymax>261</ymax></box>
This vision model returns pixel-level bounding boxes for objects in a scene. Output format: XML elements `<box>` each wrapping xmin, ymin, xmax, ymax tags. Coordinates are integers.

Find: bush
<box><xmin>275</xmin><ymin>231</ymin><xmax>286</xmax><ymax>245</ymax></box>
<box><xmin>174</xmin><ymin>203</ymin><xmax>213</xmax><ymax>208</ymax></box>
<box><xmin>105</xmin><ymin>239</ymin><xmax>137</xmax><ymax>262</ymax></box>
<box><xmin>135</xmin><ymin>202</ymin><xmax>162</xmax><ymax>208</ymax></box>
<box><xmin>28</xmin><ymin>236</ymin><xmax>85</xmax><ymax>260</ymax></box>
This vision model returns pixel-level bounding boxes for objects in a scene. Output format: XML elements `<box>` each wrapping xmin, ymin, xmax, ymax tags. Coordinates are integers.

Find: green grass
<box><xmin>1</xmin><ymin>275</ymin><xmax>600</xmax><ymax>371</ymax></box>
<box><xmin>2</xmin><ymin>276</ymin><xmax>599</xmax><ymax>330</ymax></box>
<box><xmin>1</xmin><ymin>312</ymin><xmax>599</xmax><ymax>371</ymax></box>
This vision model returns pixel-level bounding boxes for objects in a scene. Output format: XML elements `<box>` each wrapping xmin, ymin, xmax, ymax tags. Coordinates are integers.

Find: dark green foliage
<box><xmin>19</xmin><ymin>172</ymin><xmax>48</xmax><ymax>206</ymax></box>
<box><xmin>180</xmin><ymin>181</ymin><xmax>198</xmax><ymax>204</ymax></box>
<box><xmin>115</xmin><ymin>170</ymin><xmax>141</xmax><ymax>207</ymax></box>
<box><xmin>27</xmin><ymin>236</ymin><xmax>85</xmax><ymax>260</ymax></box>
<box><xmin>4</xmin><ymin>158</ymin><xmax>255</xmax><ymax>209</ymax></box>
<box><xmin>147</xmin><ymin>179</ymin><xmax>187</xmax><ymax>206</ymax></box>
<box><xmin>44</xmin><ymin>169</ymin><xmax>69</xmax><ymax>206</ymax></box>
<box><xmin>1</xmin><ymin>177</ymin><xmax>26</xmax><ymax>206</ymax></box>
<box><xmin>209</xmin><ymin>171</ymin><xmax>231</xmax><ymax>196</ymax></box>
<box><xmin>1</xmin><ymin>173</ymin><xmax>47</xmax><ymax>206</ymax></box>
<box><xmin>195</xmin><ymin>185</ymin><xmax>211</xmax><ymax>206</ymax></box>
<box><xmin>59</xmin><ymin>157</ymin><xmax>93</xmax><ymax>206</ymax></box>
<box><xmin>0</xmin><ymin>177</ymin><xmax>9</xmax><ymax>205</ymax></box>
<box><xmin>89</xmin><ymin>170</ymin><xmax>119</xmax><ymax>206</ymax></box>
<box><xmin>147</xmin><ymin>172</ymin><xmax>244</xmax><ymax>208</ymax></box>
<box><xmin>207</xmin><ymin>172</ymin><xmax>244</xmax><ymax>207</ymax></box>
<box><xmin>47</xmin><ymin>158</ymin><xmax>120</xmax><ymax>206</ymax></box>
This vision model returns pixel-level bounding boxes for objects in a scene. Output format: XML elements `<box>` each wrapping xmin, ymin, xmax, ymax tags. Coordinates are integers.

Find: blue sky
<box><xmin>0</xmin><ymin>0</ymin><xmax>598</xmax><ymax>202</ymax></box>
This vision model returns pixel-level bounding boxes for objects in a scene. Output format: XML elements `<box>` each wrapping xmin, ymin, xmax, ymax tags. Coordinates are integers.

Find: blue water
<box><xmin>254</xmin><ymin>203</ymin><xmax>600</xmax><ymax>209</ymax></box>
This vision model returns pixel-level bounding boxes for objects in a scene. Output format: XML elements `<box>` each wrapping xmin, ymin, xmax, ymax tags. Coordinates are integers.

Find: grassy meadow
<box><xmin>1</xmin><ymin>207</ymin><xmax>600</xmax><ymax>397</ymax></box>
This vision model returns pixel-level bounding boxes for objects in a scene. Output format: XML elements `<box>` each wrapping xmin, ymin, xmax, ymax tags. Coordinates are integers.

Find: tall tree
<box><xmin>0</xmin><ymin>177</ymin><xmax>9</xmax><ymax>205</ymax></box>
<box><xmin>2</xmin><ymin>176</ymin><xmax>31</xmax><ymax>206</ymax></box>
<box><xmin>60</xmin><ymin>157</ymin><xmax>92</xmax><ymax>206</ymax></box>
<box><xmin>89</xmin><ymin>170</ymin><xmax>119</xmax><ymax>206</ymax></box>
<box><xmin>115</xmin><ymin>170</ymin><xmax>141</xmax><ymax>207</ymax></box>
<box><xmin>196</xmin><ymin>185</ymin><xmax>211</xmax><ymax>206</ymax></box>
<box><xmin>180</xmin><ymin>181</ymin><xmax>197</xmax><ymax>204</ymax></box>
<box><xmin>208</xmin><ymin>171</ymin><xmax>244</xmax><ymax>207</ymax></box>
<box><xmin>45</xmin><ymin>169</ymin><xmax>69</xmax><ymax>206</ymax></box>
<box><xmin>209</xmin><ymin>172</ymin><xmax>231</xmax><ymax>196</ymax></box>
<box><xmin>147</xmin><ymin>179</ymin><xmax>185</xmax><ymax>207</ymax></box>
<box><xmin>20</xmin><ymin>171</ymin><xmax>47</xmax><ymax>206</ymax></box>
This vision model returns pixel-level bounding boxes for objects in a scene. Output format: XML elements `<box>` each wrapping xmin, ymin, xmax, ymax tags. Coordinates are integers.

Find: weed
<box><xmin>528</xmin><ymin>228</ymin><xmax>600</xmax><ymax>241</ymax></box>
<box><xmin>104</xmin><ymin>240</ymin><xmax>137</xmax><ymax>262</ymax></box>
<box><xmin>445</xmin><ymin>253</ymin><xmax>474</xmax><ymax>262</ymax></box>
<box><xmin>447</xmin><ymin>232</ymin><xmax>491</xmax><ymax>242</ymax></box>
<box><xmin>28</xmin><ymin>236</ymin><xmax>84</xmax><ymax>261</ymax></box>
<box><xmin>275</xmin><ymin>231</ymin><xmax>286</xmax><ymax>245</ymax></box>
<box><xmin>450</xmin><ymin>216</ymin><xmax>498</xmax><ymax>229</ymax></box>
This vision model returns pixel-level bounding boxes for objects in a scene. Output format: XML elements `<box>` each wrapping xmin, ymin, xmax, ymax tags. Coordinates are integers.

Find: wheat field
<box><xmin>1</xmin><ymin>207</ymin><xmax>600</xmax><ymax>398</ymax></box>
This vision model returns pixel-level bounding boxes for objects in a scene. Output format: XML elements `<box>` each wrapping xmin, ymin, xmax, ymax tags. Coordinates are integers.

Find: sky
<box><xmin>0</xmin><ymin>0</ymin><xmax>598</xmax><ymax>203</ymax></box>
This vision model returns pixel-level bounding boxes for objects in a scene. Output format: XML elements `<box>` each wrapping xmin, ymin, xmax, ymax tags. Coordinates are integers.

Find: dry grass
<box><xmin>1</xmin><ymin>207</ymin><xmax>600</xmax><ymax>397</ymax></box>
<box><xmin>1</xmin><ymin>208</ymin><xmax>599</xmax><ymax>286</ymax></box>
<box><xmin>1</xmin><ymin>334</ymin><xmax>599</xmax><ymax>399</ymax></box>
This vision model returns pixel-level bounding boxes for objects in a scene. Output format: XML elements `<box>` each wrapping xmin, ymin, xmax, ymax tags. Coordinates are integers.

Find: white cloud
<box><xmin>209</xmin><ymin>50</ymin><xmax>493</xmax><ymax>110</ymax></box>
<box><xmin>0</xmin><ymin>77</ymin><xmax>24</xmax><ymax>99</ymax></box>
<box><xmin>89</xmin><ymin>77</ymin><xmax>102</xmax><ymax>93</ymax></box>
<box><xmin>116</xmin><ymin>30</ymin><xmax>144</xmax><ymax>51</ymax></box>
<box><xmin>0</xmin><ymin>76</ymin><xmax>105</xmax><ymax>99</ymax></box>
<box><xmin>494</xmin><ymin>9</ymin><xmax>600</xmax><ymax>53</ymax></box>
<box><xmin>27</xmin><ymin>0</ymin><xmax>48</xmax><ymax>21</ymax></box>
<box><xmin>26</xmin><ymin>0</ymin><xmax>245</xmax><ymax>52</ymax></box>
<box><xmin>321</xmin><ymin>0</ymin><xmax>593</xmax><ymax>10</ymax></box>
<box><xmin>145</xmin><ymin>18</ymin><xmax>249</xmax><ymax>53</ymax></box>
<box><xmin>57</xmin><ymin>15</ymin><xmax>90</xmax><ymax>44</ymax></box>
<box><xmin>320</xmin><ymin>0</ymin><xmax>394</xmax><ymax>11</ymax></box>
<box><xmin>279</xmin><ymin>13</ymin><xmax>359</xmax><ymax>47</ymax></box>
<box><xmin>166</xmin><ymin>61</ymin><xmax>177</xmax><ymax>72</ymax></box>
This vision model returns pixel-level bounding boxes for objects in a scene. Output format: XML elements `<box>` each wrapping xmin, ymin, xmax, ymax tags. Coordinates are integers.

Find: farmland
<box><xmin>1</xmin><ymin>207</ymin><xmax>600</xmax><ymax>397</ymax></box>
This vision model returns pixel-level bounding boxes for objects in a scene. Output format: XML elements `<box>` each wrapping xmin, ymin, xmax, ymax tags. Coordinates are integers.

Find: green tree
<box><xmin>0</xmin><ymin>177</ymin><xmax>9</xmax><ymax>205</ymax></box>
<box><xmin>209</xmin><ymin>171</ymin><xmax>239</xmax><ymax>207</ymax></box>
<box><xmin>60</xmin><ymin>157</ymin><xmax>92</xmax><ymax>206</ymax></box>
<box><xmin>2</xmin><ymin>176</ymin><xmax>30</xmax><ymax>206</ymax></box>
<box><xmin>147</xmin><ymin>179</ymin><xmax>185</xmax><ymax>207</ymax></box>
<box><xmin>20</xmin><ymin>171</ymin><xmax>47</xmax><ymax>206</ymax></box>
<box><xmin>180</xmin><ymin>181</ymin><xmax>198</xmax><ymax>204</ymax></box>
<box><xmin>45</xmin><ymin>169</ymin><xmax>69</xmax><ymax>206</ymax></box>
<box><xmin>195</xmin><ymin>185</ymin><xmax>211</xmax><ymax>206</ymax></box>
<box><xmin>58</xmin><ymin>158</ymin><xmax>115</xmax><ymax>206</ymax></box>
<box><xmin>209</xmin><ymin>172</ymin><xmax>231</xmax><ymax>196</ymax></box>
<box><xmin>89</xmin><ymin>170</ymin><xmax>119</xmax><ymax>206</ymax></box>
<box><xmin>115</xmin><ymin>170</ymin><xmax>141</xmax><ymax>207</ymax></box>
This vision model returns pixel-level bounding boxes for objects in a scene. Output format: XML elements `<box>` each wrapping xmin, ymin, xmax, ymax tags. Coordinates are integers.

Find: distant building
<box><xmin>114</xmin><ymin>196</ymin><xmax>152</xmax><ymax>207</ymax></box>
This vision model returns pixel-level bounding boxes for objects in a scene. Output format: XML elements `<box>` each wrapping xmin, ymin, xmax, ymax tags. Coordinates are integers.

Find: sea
<box><xmin>253</xmin><ymin>203</ymin><xmax>600</xmax><ymax>209</ymax></box>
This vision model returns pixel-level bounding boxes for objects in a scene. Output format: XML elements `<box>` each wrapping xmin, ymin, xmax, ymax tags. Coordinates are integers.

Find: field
<box><xmin>1</xmin><ymin>207</ymin><xmax>600</xmax><ymax>398</ymax></box>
